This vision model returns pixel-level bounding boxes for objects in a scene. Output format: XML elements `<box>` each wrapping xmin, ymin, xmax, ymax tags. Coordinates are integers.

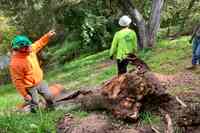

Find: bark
<box><xmin>56</xmin><ymin>67</ymin><xmax>168</xmax><ymax>121</ymax></box>
<box><xmin>147</xmin><ymin>0</ymin><xmax>164</xmax><ymax>47</ymax></box>
<box><xmin>120</xmin><ymin>0</ymin><xmax>147</xmax><ymax>49</ymax></box>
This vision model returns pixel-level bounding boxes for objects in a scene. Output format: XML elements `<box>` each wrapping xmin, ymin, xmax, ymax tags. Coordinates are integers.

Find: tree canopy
<box><xmin>0</xmin><ymin>0</ymin><xmax>200</xmax><ymax>59</ymax></box>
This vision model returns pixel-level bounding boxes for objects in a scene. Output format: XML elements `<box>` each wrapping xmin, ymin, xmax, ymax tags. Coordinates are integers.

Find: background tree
<box><xmin>0</xmin><ymin>0</ymin><xmax>200</xmax><ymax>63</ymax></box>
<box><xmin>161</xmin><ymin>0</ymin><xmax>200</xmax><ymax>37</ymax></box>
<box><xmin>118</xmin><ymin>0</ymin><xmax>164</xmax><ymax>49</ymax></box>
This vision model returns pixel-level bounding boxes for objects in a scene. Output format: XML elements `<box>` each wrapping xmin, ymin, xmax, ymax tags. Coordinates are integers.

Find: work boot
<box><xmin>46</xmin><ymin>100</ymin><xmax>55</xmax><ymax>111</ymax></box>
<box><xmin>186</xmin><ymin>65</ymin><xmax>196</xmax><ymax>70</ymax></box>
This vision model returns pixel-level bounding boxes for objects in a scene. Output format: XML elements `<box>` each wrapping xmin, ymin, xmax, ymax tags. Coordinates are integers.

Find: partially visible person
<box><xmin>110</xmin><ymin>15</ymin><xmax>137</xmax><ymax>75</ymax></box>
<box><xmin>187</xmin><ymin>24</ymin><xmax>200</xmax><ymax>69</ymax></box>
<box><xmin>9</xmin><ymin>30</ymin><xmax>56</xmax><ymax>112</ymax></box>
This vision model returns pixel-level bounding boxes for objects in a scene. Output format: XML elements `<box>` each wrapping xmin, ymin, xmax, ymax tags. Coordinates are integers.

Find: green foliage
<box><xmin>0</xmin><ymin>16</ymin><xmax>16</xmax><ymax>54</ymax></box>
<box><xmin>0</xmin><ymin>0</ymin><xmax>116</xmax><ymax>69</ymax></box>
<box><xmin>81</xmin><ymin>14</ymin><xmax>111</xmax><ymax>51</ymax></box>
<box><xmin>134</xmin><ymin>0</ymin><xmax>152</xmax><ymax>20</ymax></box>
<box><xmin>139</xmin><ymin>111</ymin><xmax>161</xmax><ymax>125</ymax></box>
<box><xmin>161</xmin><ymin>0</ymin><xmax>200</xmax><ymax>34</ymax></box>
<box><xmin>0</xmin><ymin>0</ymin><xmax>114</xmax><ymax>54</ymax></box>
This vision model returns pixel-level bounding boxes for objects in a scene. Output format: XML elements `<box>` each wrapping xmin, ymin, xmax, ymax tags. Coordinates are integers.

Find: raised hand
<box><xmin>47</xmin><ymin>29</ymin><xmax>56</xmax><ymax>38</ymax></box>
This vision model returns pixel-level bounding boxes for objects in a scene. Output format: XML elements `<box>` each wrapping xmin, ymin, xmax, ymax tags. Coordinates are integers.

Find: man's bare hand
<box><xmin>47</xmin><ymin>30</ymin><xmax>56</xmax><ymax>38</ymax></box>
<box><xmin>24</xmin><ymin>94</ymin><xmax>32</xmax><ymax>101</ymax></box>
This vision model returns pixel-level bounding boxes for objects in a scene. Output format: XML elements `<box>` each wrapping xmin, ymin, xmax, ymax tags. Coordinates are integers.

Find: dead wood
<box><xmin>175</xmin><ymin>96</ymin><xmax>187</xmax><ymax>108</ymax></box>
<box><xmin>126</xmin><ymin>54</ymin><xmax>150</xmax><ymax>71</ymax></box>
<box><xmin>177</xmin><ymin>103</ymin><xmax>200</xmax><ymax>127</ymax></box>
<box><xmin>55</xmin><ymin>66</ymin><xmax>168</xmax><ymax>122</ymax></box>
<box><xmin>164</xmin><ymin>114</ymin><xmax>173</xmax><ymax>133</ymax></box>
<box><xmin>151</xmin><ymin>127</ymin><xmax>160</xmax><ymax>133</ymax></box>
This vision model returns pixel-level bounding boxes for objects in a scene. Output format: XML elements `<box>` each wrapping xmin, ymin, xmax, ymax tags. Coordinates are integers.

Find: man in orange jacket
<box><xmin>9</xmin><ymin>30</ymin><xmax>56</xmax><ymax>112</ymax></box>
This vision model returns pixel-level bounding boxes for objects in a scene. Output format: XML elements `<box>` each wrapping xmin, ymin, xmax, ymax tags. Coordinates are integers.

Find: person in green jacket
<box><xmin>110</xmin><ymin>15</ymin><xmax>137</xmax><ymax>75</ymax></box>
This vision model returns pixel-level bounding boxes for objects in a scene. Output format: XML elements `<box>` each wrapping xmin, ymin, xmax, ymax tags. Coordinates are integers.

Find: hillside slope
<box><xmin>1</xmin><ymin>36</ymin><xmax>199</xmax><ymax>132</ymax></box>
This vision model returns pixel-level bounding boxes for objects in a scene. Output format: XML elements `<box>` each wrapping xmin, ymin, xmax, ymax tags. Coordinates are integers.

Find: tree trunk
<box><xmin>147</xmin><ymin>0</ymin><xmax>164</xmax><ymax>47</ymax></box>
<box><xmin>120</xmin><ymin>0</ymin><xmax>147</xmax><ymax>49</ymax></box>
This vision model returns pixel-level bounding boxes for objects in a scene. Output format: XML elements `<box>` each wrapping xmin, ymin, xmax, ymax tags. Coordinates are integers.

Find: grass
<box><xmin>139</xmin><ymin>111</ymin><xmax>161</xmax><ymax>125</ymax></box>
<box><xmin>139</xmin><ymin>36</ymin><xmax>191</xmax><ymax>74</ymax></box>
<box><xmin>167</xmin><ymin>85</ymin><xmax>194</xmax><ymax>96</ymax></box>
<box><xmin>47</xmin><ymin>50</ymin><xmax>116</xmax><ymax>89</ymax></box>
<box><xmin>0</xmin><ymin>36</ymin><xmax>193</xmax><ymax>132</ymax></box>
<box><xmin>0</xmin><ymin>110</ymin><xmax>61</xmax><ymax>133</ymax></box>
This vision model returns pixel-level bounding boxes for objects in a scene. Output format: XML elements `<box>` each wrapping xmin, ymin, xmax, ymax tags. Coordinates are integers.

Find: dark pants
<box><xmin>117</xmin><ymin>59</ymin><xmax>129</xmax><ymax>75</ymax></box>
<box><xmin>26</xmin><ymin>81</ymin><xmax>54</xmax><ymax>111</ymax></box>
<box><xmin>192</xmin><ymin>37</ymin><xmax>200</xmax><ymax>65</ymax></box>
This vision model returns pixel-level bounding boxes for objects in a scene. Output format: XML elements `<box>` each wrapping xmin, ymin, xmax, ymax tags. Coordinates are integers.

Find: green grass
<box><xmin>0</xmin><ymin>84</ymin><xmax>21</xmax><ymax>111</ymax></box>
<box><xmin>0</xmin><ymin>110</ymin><xmax>62</xmax><ymax>133</ymax></box>
<box><xmin>139</xmin><ymin>36</ymin><xmax>191</xmax><ymax>74</ymax></box>
<box><xmin>0</xmin><ymin>36</ymin><xmax>192</xmax><ymax>132</ymax></box>
<box><xmin>139</xmin><ymin>111</ymin><xmax>161</xmax><ymax>125</ymax></box>
<box><xmin>167</xmin><ymin>85</ymin><xmax>194</xmax><ymax>96</ymax></box>
<box><xmin>47</xmin><ymin>50</ymin><xmax>116</xmax><ymax>89</ymax></box>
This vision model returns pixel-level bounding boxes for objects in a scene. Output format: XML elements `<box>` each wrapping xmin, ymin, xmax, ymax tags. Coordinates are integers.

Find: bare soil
<box><xmin>57</xmin><ymin>113</ymin><xmax>155</xmax><ymax>133</ymax></box>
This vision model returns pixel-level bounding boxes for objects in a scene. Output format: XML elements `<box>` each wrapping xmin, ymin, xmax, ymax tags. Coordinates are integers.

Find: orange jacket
<box><xmin>9</xmin><ymin>33</ymin><xmax>50</xmax><ymax>97</ymax></box>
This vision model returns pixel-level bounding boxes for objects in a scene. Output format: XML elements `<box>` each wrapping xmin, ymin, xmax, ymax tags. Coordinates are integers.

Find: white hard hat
<box><xmin>118</xmin><ymin>15</ymin><xmax>132</xmax><ymax>27</ymax></box>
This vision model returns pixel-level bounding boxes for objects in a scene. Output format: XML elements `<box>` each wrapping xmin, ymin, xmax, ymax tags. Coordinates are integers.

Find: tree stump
<box><xmin>56</xmin><ymin>67</ymin><xmax>167</xmax><ymax>121</ymax></box>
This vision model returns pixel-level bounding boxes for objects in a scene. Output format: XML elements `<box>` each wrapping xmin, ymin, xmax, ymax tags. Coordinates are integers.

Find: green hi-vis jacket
<box><xmin>110</xmin><ymin>28</ymin><xmax>137</xmax><ymax>60</ymax></box>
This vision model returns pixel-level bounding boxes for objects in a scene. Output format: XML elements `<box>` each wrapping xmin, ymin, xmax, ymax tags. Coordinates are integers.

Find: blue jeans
<box><xmin>192</xmin><ymin>37</ymin><xmax>200</xmax><ymax>65</ymax></box>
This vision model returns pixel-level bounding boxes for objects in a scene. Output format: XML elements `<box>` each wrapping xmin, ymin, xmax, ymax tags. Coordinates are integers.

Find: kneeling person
<box><xmin>9</xmin><ymin>30</ymin><xmax>56</xmax><ymax>112</ymax></box>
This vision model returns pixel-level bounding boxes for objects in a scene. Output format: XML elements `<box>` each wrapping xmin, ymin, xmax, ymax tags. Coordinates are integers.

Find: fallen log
<box><xmin>55</xmin><ymin>66</ymin><xmax>168</xmax><ymax>121</ymax></box>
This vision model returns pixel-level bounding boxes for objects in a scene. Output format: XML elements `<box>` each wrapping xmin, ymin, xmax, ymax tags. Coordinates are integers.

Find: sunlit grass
<box><xmin>0</xmin><ymin>110</ymin><xmax>65</xmax><ymax>133</ymax></box>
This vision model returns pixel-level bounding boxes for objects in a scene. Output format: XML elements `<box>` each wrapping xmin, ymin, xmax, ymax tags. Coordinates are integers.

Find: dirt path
<box><xmin>153</xmin><ymin>70</ymin><xmax>200</xmax><ymax>90</ymax></box>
